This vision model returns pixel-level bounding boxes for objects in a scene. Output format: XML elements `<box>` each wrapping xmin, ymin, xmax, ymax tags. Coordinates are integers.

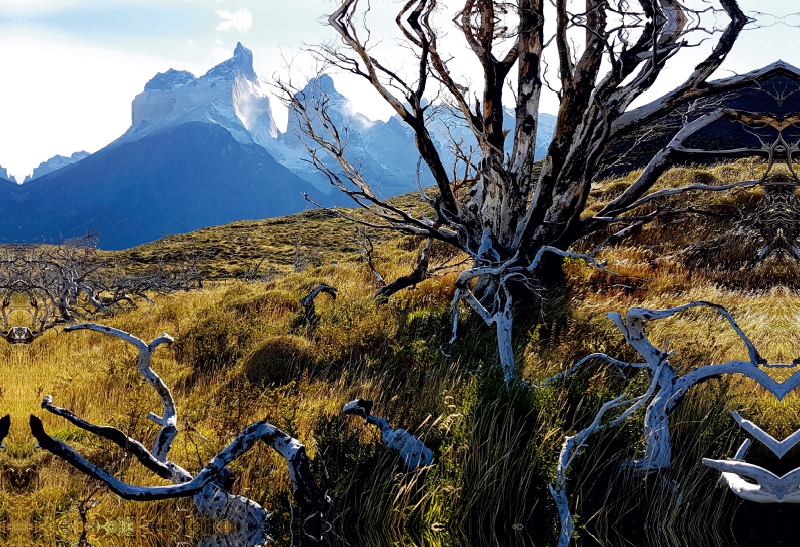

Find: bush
<box><xmin>244</xmin><ymin>335</ymin><xmax>314</xmax><ymax>385</ymax></box>
<box><xmin>174</xmin><ymin>313</ymin><xmax>254</xmax><ymax>372</ymax></box>
<box><xmin>229</xmin><ymin>290</ymin><xmax>301</xmax><ymax>320</ymax></box>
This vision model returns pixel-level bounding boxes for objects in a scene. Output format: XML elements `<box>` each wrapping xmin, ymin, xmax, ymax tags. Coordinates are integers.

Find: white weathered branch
<box><xmin>35</xmin><ymin>323</ymin><xmax>330</xmax><ymax>539</ymax></box>
<box><xmin>342</xmin><ymin>399</ymin><xmax>433</xmax><ymax>470</ymax></box>
<box><xmin>549</xmin><ymin>299</ymin><xmax>800</xmax><ymax>542</ymax></box>
<box><xmin>65</xmin><ymin>324</ymin><xmax>178</xmax><ymax>461</ymax></box>
<box><xmin>32</xmin><ymin>413</ymin><xmax>329</xmax><ymax>534</ymax></box>
<box><xmin>731</xmin><ymin>411</ymin><xmax>800</xmax><ymax>459</ymax></box>
<box><xmin>542</xmin><ymin>353</ymin><xmax>647</xmax><ymax>387</ymax></box>
<box><xmin>703</xmin><ymin>458</ymin><xmax>800</xmax><ymax>503</ymax></box>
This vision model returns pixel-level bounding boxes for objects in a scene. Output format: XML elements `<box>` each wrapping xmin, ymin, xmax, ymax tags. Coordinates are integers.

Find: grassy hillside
<box><xmin>114</xmin><ymin>192</ymin><xmax>433</xmax><ymax>278</ymax></box>
<box><xmin>5</xmin><ymin>159</ymin><xmax>800</xmax><ymax>546</ymax></box>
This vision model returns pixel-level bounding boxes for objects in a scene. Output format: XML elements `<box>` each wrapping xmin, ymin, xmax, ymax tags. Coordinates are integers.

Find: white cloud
<box><xmin>215</xmin><ymin>37</ymin><xmax>223</xmax><ymax>46</ymax></box>
<box><xmin>216</xmin><ymin>9</ymin><xmax>252</xmax><ymax>33</ymax></box>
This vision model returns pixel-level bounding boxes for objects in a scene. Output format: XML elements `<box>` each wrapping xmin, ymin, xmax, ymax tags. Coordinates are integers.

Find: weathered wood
<box><xmin>343</xmin><ymin>399</ymin><xmax>433</xmax><ymax>469</ymax></box>
<box><xmin>704</xmin><ymin>415</ymin><xmax>800</xmax><ymax>503</ymax></box>
<box><xmin>33</xmin><ymin>325</ymin><xmax>330</xmax><ymax>541</ymax></box>
<box><xmin>41</xmin><ymin>395</ymin><xmax>189</xmax><ymax>482</ymax></box>
<box><xmin>300</xmin><ymin>284</ymin><xmax>337</xmax><ymax>326</ymax></box>
<box><xmin>65</xmin><ymin>324</ymin><xmax>178</xmax><ymax>461</ymax></box>
<box><xmin>703</xmin><ymin>457</ymin><xmax>800</xmax><ymax>503</ymax></box>
<box><xmin>374</xmin><ymin>240</ymin><xmax>431</xmax><ymax>300</ymax></box>
<box><xmin>545</xmin><ymin>300</ymin><xmax>800</xmax><ymax>541</ymax></box>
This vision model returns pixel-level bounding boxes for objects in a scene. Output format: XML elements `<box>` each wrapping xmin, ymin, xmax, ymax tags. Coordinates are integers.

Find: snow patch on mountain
<box><xmin>280</xmin><ymin>75</ymin><xmax>557</xmax><ymax>196</ymax></box>
<box><xmin>119</xmin><ymin>44</ymin><xmax>557</xmax><ymax>197</ymax></box>
<box><xmin>24</xmin><ymin>151</ymin><xmax>89</xmax><ymax>183</ymax></box>
<box><xmin>119</xmin><ymin>43</ymin><xmax>274</xmax><ymax>149</ymax></box>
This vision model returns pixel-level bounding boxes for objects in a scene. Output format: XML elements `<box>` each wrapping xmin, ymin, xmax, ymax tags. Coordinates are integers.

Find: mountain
<box><xmin>0</xmin><ymin>165</ymin><xmax>17</xmax><ymax>184</ymax></box>
<box><xmin>280</xmin><ymin>75</ymin><xmax>557</xmax><ymax>196</ymax></box>
<box><xmin>118</xmin><ymin>43</ymin><xmax>278</xmax><ymax>151</ymax></box>
<box><xmin>12</xmin><ymin>123</ymin><xmax>332</xmax><ymax>249</ymax></box>
<box><xmin>1</xmin><ymin>44</ymin><xmax>338</xmax><ymax>250</ymax></box>
<box><xmin>23</xmin><ymin>151</ymin><xmax>89</xmax><ymax>182</ymax></box>
<box><xmin>0</xmin><ymin>44</ymin><xmax>557</xmax><ymax>250</ymax></box>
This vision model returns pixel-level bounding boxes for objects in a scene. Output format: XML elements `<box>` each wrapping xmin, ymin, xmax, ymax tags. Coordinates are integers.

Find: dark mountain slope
<box><xmin>12</xmin><ymin>123</ymin><xmax>339</xmax><ymax>249</ymax></box>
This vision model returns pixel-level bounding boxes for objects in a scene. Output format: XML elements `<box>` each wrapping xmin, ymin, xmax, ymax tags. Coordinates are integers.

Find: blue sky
<box><xmin>0</xmin><ymin>0</ymin><xmax>798</xmax><ymax>180</ymax></box>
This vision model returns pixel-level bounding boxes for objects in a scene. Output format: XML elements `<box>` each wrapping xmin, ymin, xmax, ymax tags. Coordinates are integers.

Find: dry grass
<box><xmin>5</xmin><ymin>161</ymin><xmax>800</xmax><ymax>545</ymax></box>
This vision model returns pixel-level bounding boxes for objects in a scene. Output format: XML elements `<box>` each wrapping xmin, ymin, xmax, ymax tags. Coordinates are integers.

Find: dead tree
<box><xmin>0</xmin><ymin>237</ymin><xmax>202</xmax><ymax>343</ymax></box>
<box><xmin>30</xmin><ymin>324</ymin><xmax>330</xmax><ymax>543</ymax></box>
<box><xmin>301</xmin><ymin>284</ymin><xmax>338</xmax><ymax>326</ymax></box>
<box><xmin>277</xmin><ymin>0</ymin><xmax>754</xmax><ymax>380</ymax></box>
<box><xmin>342</xmin><ymin>399</ymin><xmax>433</xmax><ymax>469</ymax></box>
<box><xmin>545</xmin><ymin>301</ymin><xmax>800</xmax><ymax>545</ymax></box>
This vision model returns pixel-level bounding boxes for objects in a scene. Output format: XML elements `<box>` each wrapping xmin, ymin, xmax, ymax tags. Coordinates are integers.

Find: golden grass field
<box><xmin>3</xmin><ymin>159</ymin><xmax>800</xmax><ymax>546</ymax></box>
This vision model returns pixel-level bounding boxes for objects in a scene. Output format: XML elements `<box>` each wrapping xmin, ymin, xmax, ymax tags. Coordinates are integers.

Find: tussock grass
<box><xmin>6</xmin><ymin>160</ymin><xmax>800</xmax><ymax>545</ymax></box>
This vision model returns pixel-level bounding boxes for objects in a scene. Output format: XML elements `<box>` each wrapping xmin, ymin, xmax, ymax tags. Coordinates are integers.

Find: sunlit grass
<box><xmin>4</xmin><ymin>159</ymin><xmax>800</xmax><ymax>544</ymax></box>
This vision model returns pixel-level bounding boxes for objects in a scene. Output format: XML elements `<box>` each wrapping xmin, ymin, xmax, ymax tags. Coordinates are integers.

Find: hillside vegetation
<box><xmin>5</xmin><ymin>159</ymin><xmax>800</xmax><ymax>546</ymax></box>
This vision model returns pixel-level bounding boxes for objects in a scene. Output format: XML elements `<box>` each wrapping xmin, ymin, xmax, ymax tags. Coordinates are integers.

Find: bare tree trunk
<box><xmin>343</xmin><ymin>399</ymin><xmax>433</xmax><ymax>469</ymax></box>
<box><xmin>278</xmin><ymin>0</ymin><xmax>750</xmax><ymax>381</ymax></box>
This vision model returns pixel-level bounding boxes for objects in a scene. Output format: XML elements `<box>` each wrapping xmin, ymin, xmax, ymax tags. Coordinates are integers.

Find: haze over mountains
<box><xmin>0</xmin><ymin>44</ymin><xmax>556</xmax><ymax>250</ymax></box>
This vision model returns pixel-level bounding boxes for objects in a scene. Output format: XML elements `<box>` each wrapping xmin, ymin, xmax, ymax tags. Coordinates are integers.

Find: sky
<box><xmin>0</xmin><ymin>0</ymin><xmax>799</xmax><ymax>181</ymax></box>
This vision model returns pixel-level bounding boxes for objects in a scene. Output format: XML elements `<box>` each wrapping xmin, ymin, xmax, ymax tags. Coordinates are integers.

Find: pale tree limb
<box><xmin>703</xmin><ymin>414</ymin><xmax>800</xmax><ymax>503</ymax></box>
<box><xmin>64</xmin><ymin>324</ymin><xmax>178</xmax><ymax>461</ymax></box>
<box><xmin>31</xmin><ymin>414</ymin><xmax>330</xmax><ymax>539</ymax></box>
<box><xmin>542</xmin><ymin>353</ymin><xmax>647</xmax><ymax>387</ymax></box>
<box><xmin>374</xmin><ymin>239</ymin><xmax>431</xmax><ymax>301</ymax></box>
<box><xmin>550</xmin><ymin>359</ymin><xmax>664</xmax><ymax>547</ymax></box>
<box><xmin>342</xmin><ymin>399</ymin><xmax>433</xmax><ymax>470</ymax></box>
<box><xmin>548</xmin><ymin>299</ymin><xmax>799</xmax><ymax>478</ymax></box>
<box><xmin>34</xmin><ymin>325</ymin><xmax>332</xmax><ymax>542</ymax></box>
<box><xmin>730</xmin><ymin>411</ymin><xmax>800</xmax><ymax>459</ymax></box>
<box><xmin>40</xmin><ymin>395</ymin><xmax>190</xmax><ymax>483</ymax></box>
<box><xmin>703</xmin><ymin>457</ymin><xmax>800</xmax><ymax>503</ymax></box>
<box><xmin>545</xmin><ymin>300</ymin><xmax>800</xmax><ymax>541</ymax></box>
<box><xmin>448</xmin><ymin>246</ymin><xmax>620</xmax><ymax>384</ymax></box>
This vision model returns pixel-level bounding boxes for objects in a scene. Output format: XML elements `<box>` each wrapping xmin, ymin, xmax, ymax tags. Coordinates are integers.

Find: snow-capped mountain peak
<box><xmin>119</xmin><ymin>43</ymin><xmax>277</xmax><ymax>148</ymax></box>
<box><xmin>111</xmin><ymin>45</ymin><xmax>555</xmax><ymax>199</ymax></box>
<box><xmin>144</xmin><ymin>69</ymin><xmax>195</xmax><ymax>92</ymax></box>
<box><xmin>205</xmin><ymin>42</ymin><xmax>258</xmax><ymax>82</ymax></box>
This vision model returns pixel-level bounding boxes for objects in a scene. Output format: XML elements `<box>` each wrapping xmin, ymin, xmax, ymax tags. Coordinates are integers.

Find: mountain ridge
<box><xmin>0</xmin><ymin>43</ymin><xmax>557</xmax><ymax>249</ymax></box>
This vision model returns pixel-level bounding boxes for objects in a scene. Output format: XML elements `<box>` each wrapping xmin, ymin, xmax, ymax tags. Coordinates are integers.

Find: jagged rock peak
<box><xmin>303</xmin><ymin>74</ymin><xmax>339</xmax><ymax>97</ymax></box>
<box><xmin>0</xmin><ymin>164</ymin><xmax>15</xmax><ymax>183</ymax></box>
<box><xmin>205</xmin><ymin>42</ymin><xmax>256</xmax><ymax>82</ymax></box>
<box><xmin>24</xmin><ymin>151</ymin><xmax>90</xmax><ymax>183</ymax></box>
<box><xmin>145</xmin><ymin>69</ymin><xmax>196</xmax><ymax>92</ymax></box>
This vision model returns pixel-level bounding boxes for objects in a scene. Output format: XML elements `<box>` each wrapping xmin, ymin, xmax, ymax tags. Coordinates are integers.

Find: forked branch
<box><xmin>32</xmin><ymin>325</ymin><xmax>330</xmax><ymax>542</ymax></box>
